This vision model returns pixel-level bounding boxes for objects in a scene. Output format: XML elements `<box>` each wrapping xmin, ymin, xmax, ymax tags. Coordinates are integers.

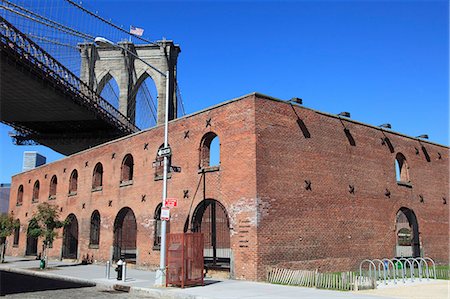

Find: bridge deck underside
<box><xmin>0</xmin><ymin>48</ymin><xmax>131</xmax><ymax>156</ymax></box>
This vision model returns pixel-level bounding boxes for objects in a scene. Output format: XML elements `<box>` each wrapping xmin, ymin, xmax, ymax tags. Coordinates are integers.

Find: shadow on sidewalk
<box><xmin>0</xmin><ymin>270</ymin><xmax>95</xmax><ymax>296</ymax></box>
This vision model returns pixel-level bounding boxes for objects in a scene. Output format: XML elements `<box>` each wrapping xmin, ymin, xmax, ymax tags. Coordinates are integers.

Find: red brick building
<box><xmin>6</xmin><ymin>93</ymin><xmax>449</xmax><ymax>281</ymax></box>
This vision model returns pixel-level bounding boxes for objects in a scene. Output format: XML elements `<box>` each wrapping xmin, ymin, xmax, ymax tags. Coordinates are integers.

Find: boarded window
<box><xmin>92</xmin><ymin>163</ymin><xmax>103</xmax><ymax>189</ymax></box>
<box><xmin>120</xmin><ymin>154</ymin><xmax>134</xmax><ymax>183</ymax></box>
<box><xmin>32</xmin><ymin>180</ymin><xmax>40</xmax><ymax>202</ymax></box>
<box><xmin>17</xmin><ymin>185</ymin><xmax>23</xmax><ymax>205</ymax></box>
<box><xmin>69</xmin><ymin>169</ymin><xmax>78</xmax><ymax>194</ymax></box>
<box><xmin>89</xmin><ymin>210</ymin><xmax>100</xmax><ymax>247</ymax></box>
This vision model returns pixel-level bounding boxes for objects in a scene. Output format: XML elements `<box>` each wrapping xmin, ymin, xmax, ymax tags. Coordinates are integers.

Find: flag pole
<box><xmin>129</xmin><ymin>25</ymin><xmax>132</xmax><ymax>42</ymax></box>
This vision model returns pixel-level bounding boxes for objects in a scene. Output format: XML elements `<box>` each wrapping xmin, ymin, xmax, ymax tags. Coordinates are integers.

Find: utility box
<box><xmin>166</xmin><ymin>233</ymin><xmax>204</xmax><ymax>288</ymax></box>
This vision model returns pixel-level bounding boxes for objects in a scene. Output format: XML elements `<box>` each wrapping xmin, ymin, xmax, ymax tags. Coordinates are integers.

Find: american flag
<box><xmin>130</xmin><ymin>26</ymin><xmax>144</xmax><ymax>36</ymax></box>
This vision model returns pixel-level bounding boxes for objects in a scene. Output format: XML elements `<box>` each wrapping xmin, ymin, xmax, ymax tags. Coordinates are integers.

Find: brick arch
<box><xmin>395</xmin><ymin>207</ymin><xmax>420</xmax><ymax>258</ymax></box>
<box><xmin>49</xmin><ymin>175</ymin><xmax>57</xmax><ymax>198</ymax></box>
<box><xmin>120</xmin><ymin>154</ymin><xmax>134</xmax><ymax>183</ymax></box>
<box><xmin>199</xmin><ymin>132</ymin><xmax>220</xmax><ymax>169</ymax></box>
<box><xmin>62</xmin><ymin>214</ymin><xmax>79</xmax><ymax>259</ymax></box>
<box><xmin>16</xmin><ymin>185</ymin><xmax>24</xmax><ymax>205</ymax></box>
<box><xmin>113</xmin><ymin>207</ymin><xmax>137</xmax><ymax>263</ymax></box>
<box><xmin>191</xmin><ymin>199</ymin><xmax>230</xmax><ymax>269</ymax></box>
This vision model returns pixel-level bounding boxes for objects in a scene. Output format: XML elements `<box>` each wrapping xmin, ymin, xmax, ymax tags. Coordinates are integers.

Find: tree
<box><xmin>28</xmin><ymin>203</ymin><xmax>67</xmax><ymax>267</ymax></box>
<box><xmin>0</xmin><ymin>213</ymin><xmax>19</xmax><ymax>263</ymax></box>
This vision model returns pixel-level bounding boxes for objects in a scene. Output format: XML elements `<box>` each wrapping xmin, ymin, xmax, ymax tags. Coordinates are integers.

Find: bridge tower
<box><xmin>78</xmin><ymin>41</ymin><xmax>180</xmax><ymax>126</ymax></box>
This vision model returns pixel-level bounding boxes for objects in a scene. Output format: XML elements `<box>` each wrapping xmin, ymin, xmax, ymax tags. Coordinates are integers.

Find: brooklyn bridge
<box><xmin>0</xmin><ymin>0</ymin><xmax>183</xmax><ymax>155</ymax></box>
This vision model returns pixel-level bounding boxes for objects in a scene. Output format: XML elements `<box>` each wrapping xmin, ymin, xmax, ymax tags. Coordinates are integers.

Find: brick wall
<box><xmin>255</xmin><ymin>97</ymin><xmax>448</xmax><ymax>280</ymax></box>
<box><xmin>6</xmin><ymin>93</ymin><xmax>448</xmax><ymax>282</ymax></box>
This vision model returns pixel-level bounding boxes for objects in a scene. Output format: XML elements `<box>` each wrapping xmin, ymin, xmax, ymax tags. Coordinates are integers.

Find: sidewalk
<box><xmin>1</xmin><ymin>256</ymin><xmax>444</xmax><ymax>299</ymax></box>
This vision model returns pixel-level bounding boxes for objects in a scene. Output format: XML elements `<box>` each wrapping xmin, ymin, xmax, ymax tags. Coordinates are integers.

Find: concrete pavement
<box><xmin>0</xmin><ymin>256</ymin><xmax>445</xmax><ymax>298</ymax></box>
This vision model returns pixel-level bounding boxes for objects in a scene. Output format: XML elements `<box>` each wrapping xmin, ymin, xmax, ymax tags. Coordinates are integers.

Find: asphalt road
<box><xmin>4</xmin><ymin>287</ymin><xmax>155</xmax><ymax>298</ymax></box>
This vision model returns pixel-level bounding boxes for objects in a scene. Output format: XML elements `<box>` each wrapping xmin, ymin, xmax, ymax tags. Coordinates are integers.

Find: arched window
<box><xmin>120</xmin><ymin>154</ymin><xmax>134</xmax><ymax>184</ymax></box>
<box><xmin>32</xmin><ymin>180</ymin><xmax>40</xmax><ymax>202</ymax></box>
<box><xmin>154</xmin><ymin>144</ymin><xmax>171</xmax><ymax>179</ymax></box>
<box><xmin>49</xmin><ymin>175</ymin><xmax>57</xmax><ymax>199</ymax></box>
<box><xmin>395</xmin><ymin>153</ymin><xmax>409</xmax><ymax>183</ymax></box>
<box><xmin>89</xmin><ymin>210</ymin><xmax>100</xmax><ymax>247</ymax></box>
<box><xmin>92</xmin><ymin>163</ymin><xmax>103</xmax><ymax>190</ymax></box>
<box><xmin>199</xmin><ymin>132</ymin><xmax>220</xmax><ymax>169</ymax></box>
<box><xmin>13</xmin><ymin>220</ymin><xmax>20</xmax><ymax>246</ymax></box>
<box><xmin>17</xmin><ymin>185</ymin><xmax>23</xmax><ymax>205</ymax></box>
<box><xmin>153</xmin><ymin>203</ymin><xmax>170</xmax><ymax>249</ymax></box>
<box><xmin>69</xmin><ymin>169</ymin><xmax>78</xmax><ymax>195</ymax></box>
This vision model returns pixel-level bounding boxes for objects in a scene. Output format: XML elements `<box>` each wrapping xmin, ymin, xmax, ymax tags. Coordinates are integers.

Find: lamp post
<box><xmin>94</xmin><ymin>37</ymin><xmax>170</xmax><ymax>286</ymax></box>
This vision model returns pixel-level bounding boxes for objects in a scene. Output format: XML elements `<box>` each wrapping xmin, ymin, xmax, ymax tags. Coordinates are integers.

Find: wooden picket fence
<box><xmin>435</xmin><ymin>268</ymin><xmax>450</xmax><ymax>280</ymax></box>
<box><xmin>267</xmin><ymin>268</ymin><xmax>376</xmax><ymax>291</ymax></box>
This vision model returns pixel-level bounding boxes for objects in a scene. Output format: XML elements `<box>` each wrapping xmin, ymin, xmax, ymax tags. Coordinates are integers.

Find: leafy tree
<box><xmin>0</xmin><ymin>213</ymin><xmax>19</xmax><ymax>262</ymax></box>
<box><xmin>28</xmin><ymin>203</ymin><xmax>67</xmax><ymax>265</ymax></box>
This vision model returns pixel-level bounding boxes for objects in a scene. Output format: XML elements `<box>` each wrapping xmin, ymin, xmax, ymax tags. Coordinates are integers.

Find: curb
<box><xmin>0</xmin><ymin>267</ymin><xmax>209</xmax><ymax>299</ymax></box>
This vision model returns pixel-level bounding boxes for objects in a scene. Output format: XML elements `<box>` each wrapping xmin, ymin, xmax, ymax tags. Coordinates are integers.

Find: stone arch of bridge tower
<box><xmin>96</xmin><ymin>71</ymin><xmax>120</xmax><ymax>96</ymax></box>
<box><xmin>78</xmin><ymin>41</ymin><xmax>180</xmax><ymax>127</ymax></box>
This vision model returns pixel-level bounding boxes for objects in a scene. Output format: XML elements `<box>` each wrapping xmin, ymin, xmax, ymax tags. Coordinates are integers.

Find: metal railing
<box><xmin>0</xmin><ymin>16</ymin><xmax>138</xmax><ymax>134</ymax></box>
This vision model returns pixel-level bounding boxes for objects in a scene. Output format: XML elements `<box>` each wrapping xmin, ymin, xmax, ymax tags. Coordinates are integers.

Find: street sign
<box><xmin>157</xmin><ymin>147</ymin><xmax>172</xmax><ymax>157</ymax></box>
<box><xmin>161</xmin><ymin>207</ymin><xmax>170</xmax><ymax>221</ymax></box>
<box><xmin>165</xmin><ymin>198</ymin><xmax>178</xmax><ymax>208</ymax></box>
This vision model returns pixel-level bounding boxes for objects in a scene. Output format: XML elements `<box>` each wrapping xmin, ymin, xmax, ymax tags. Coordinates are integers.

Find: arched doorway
<box><xmin>25</xmin><ymin>218</ymin><xmax>38</xmax><ymax>256</ymax></box>
<box><xmin>192</xmin><ymin>199</ymin><xmax>231</xmax><ymax>269</ymax></box>
<box><xmin>395</xmin><ymin>208</ymin><xmax>420</xmax><ymax>257</ymax></box>
<box><xmin>113</xmin><ymin>207</ymin><xmax>137</xmax><ymax>263</ymax></box>
<box><xmin>62</xmin><ymin>214</ymin><xmax>78</xmax><ymax>259</ymax></box>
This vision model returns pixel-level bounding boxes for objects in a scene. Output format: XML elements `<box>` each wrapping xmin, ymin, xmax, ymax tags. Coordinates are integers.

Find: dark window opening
<box><xmin>62</xmin><ymin>214</ymin><xmax>79</xmax><ymax>259</ymax></box>
<box><xmin>120</xmin><ymin>154</ymin><xmax>134</xmax><ymax>184</ymax></box>
<box><xmin>49</xmin><ymin>175</ymin><xmax>57</xmax><ymax>199</ymax></box>
<box><xmin>89</xmin><ymin>210</ymin><xmax>100</xmax><ymax>247</ymax></box>
<box><xmin>32</xmin><ymin>180</ymin><xmax>40</xmax><ymax>202</ymax></box>
<box><xmin>92</xmin><ymin>163</ymin><xmax>103</xmax><ymax>190</ymax></box>
<box><xmin>69</xmin><ymin>169</ymin><xmax>78</xmax><ymax>194</ymax></box>
<box><xmin>17</xmin><ymin>185</ymin><xmax>23</xmax><ymax>205</ymax></box>
<box><xmin>13</xmin><ymin>220</ymin><xmax>20</xmax><ymax>246</ymax></box>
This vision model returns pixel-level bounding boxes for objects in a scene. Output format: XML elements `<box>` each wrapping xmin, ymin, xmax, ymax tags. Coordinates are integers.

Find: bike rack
<box><xmin>359</xmin><ymin>257</ymin><xmax>436</xmax><ymax>285</ymax></box>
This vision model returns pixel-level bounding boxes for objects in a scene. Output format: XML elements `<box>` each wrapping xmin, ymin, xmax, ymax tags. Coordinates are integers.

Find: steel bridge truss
<box><xmin>0</xmin><ymin>16</ymin><xmax>138</xmax><ymax>151</ymax></box>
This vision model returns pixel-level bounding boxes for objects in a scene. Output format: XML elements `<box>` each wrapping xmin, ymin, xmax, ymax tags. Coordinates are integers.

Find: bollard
<box><xmin>106</xmin><ymin>261</ymin><xmax>110</xmax><ymax>279</ymax></box>
<box><xmin>116</xmin><ymin>259</ymin><xmax>123</xmax><ymax>280</ymax></box>
<box><xmin>122</xmin><ymin>261</ymin><xmax>127</xmax><ymax>282</ymax></box>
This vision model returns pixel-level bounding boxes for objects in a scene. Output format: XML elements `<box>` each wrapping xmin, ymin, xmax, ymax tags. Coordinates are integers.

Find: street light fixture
<box><xmin>416</xmin><ymin>134</ymin><xmax>429</xmax><ymax>139</ymax></box>
<box><xmin>379</xmin><ymin>123</ymin><xmax>392</xmax><ymax>129</ymax></box>
<box><xmin>94</xmin><ymin>36</ymin><xmax>170</xmax><ymax>287</ymax></box>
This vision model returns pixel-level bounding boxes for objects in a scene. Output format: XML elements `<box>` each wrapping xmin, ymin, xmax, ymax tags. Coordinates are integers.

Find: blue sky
<box><xmin>0</xmin><ymin>0</ymin><xmax>448</xmax><ymax>183</ymax></box>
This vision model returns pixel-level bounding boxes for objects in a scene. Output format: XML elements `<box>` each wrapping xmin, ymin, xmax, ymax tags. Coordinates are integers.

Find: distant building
<box><xmin>22</xmin><ymin>151</ymin><xmax>46</xmax><ymax>172</ymax></box>
<box><xmin>0</xmin><ymin>183</ymin><xmax>10</xmax><ymax>214</ymax></box>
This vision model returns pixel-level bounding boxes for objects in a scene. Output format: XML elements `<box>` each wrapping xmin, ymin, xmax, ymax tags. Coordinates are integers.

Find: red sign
<box><xmin>165</xmin><ymin>198</ymin><xmax>178</xmax><ymax>208</ymax></box>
